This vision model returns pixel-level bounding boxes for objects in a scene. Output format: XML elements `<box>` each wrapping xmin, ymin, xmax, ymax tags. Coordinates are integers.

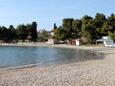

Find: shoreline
<box><xmin>0</xmin><ymin>53</ymin><xmax>115</xmax><ymax>86</ymax></box>
<box><xmin>0</xmin><ymin>43</ymin><xmax>105</xmax><ymax>70</ymax></box>
<box><xmin>0</xmin><ymin>42</ymin><xmax>104</xmax><ymax>49</ymax></box>
<box><xmin>0</xmin><ymin>44</ymin><xmax>115</xmax><ymax>85</ymax></box>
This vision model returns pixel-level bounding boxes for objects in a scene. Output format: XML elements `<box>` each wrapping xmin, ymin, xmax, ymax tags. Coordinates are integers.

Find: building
<box><xmin>46</xmin><ymin>38</ymin><xmax>58</xmax><ymax>44</ymax></box>
<box><xmin>67</xmin><ymin>39</ymin><xmax>81</xmax><ymax>46</ymax></box>
<box><xmin>96</xmin><ymin>36</ymin><xmax>115</xmax><ymax>47</ymax></box>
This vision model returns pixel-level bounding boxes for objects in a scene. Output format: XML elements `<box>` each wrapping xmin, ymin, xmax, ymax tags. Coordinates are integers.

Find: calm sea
<box><xmin>0</xmin><ymin>46</ymin><xmax>103</xmax><ymax>68</ymax></box>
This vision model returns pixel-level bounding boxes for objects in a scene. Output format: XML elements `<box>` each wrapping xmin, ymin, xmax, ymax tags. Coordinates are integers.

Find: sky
<box><xmin>0</xmin><ymin>0</ymin><xmax>114</xmax><ymax>30</ymax></box>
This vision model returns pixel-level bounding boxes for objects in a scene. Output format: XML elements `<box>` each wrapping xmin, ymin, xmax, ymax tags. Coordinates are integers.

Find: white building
<box><xmin>46</xmin><ymin>39</ymin><xmax>57</xmax><ymax>44</ymax></box>
<box><xmin>96</xmin><ymin>36</ymin><xmax>115</xmax><ymax>47</ymax></box>
<box><xmin>76</xmin><ymin>39</ymin><xmax>80</xmax><ymax>46</ymax></box>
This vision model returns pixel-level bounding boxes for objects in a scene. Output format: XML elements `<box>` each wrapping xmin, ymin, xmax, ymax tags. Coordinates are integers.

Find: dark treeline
<box><xmin>54</xmin><ymin>13</ymin><xmax>115</xmax><ymax>44</ymax></box>
<box><xmin>1</xmin><ymin>13</ymin><xmax>115</xmax><ymax>44</ymax></box>
<box><xmin>0</xmin><ymin>22</ymin><xmax>38</xmax><ymax>42</ymax></box>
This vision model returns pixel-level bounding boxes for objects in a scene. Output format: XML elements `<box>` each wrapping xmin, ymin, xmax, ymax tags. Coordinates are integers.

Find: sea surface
<box><xmin>0</xmin><ymin>46</ymin><xmax>103</xmax><ymax>68</ymax></box>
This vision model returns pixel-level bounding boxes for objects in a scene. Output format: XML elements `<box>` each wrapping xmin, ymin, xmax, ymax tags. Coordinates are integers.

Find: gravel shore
<box><xmin>0</xmin><ymin>46</ymin><xmax>115</xmax><ymax>86</ymax></box>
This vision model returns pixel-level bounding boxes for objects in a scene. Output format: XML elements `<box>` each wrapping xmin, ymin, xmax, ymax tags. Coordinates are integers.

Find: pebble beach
<box><xmin>0</xmin><ymin>45</ymin><xmax>115</xmax><ymax>86</ymax></box>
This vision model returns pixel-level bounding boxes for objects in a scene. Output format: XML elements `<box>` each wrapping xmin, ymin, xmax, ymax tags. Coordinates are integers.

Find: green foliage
<box><xmin>54</xmin><ymin>26</ymin><xmax>67</xmax><ymax>40</ymax></box>
<box><xmin>55</xmin><ymin>19</ymin><xmax>82</xmax><ymax>40</ymax></box>
<box><xmin>94</xmin><ymin>13</ymin><xmax>106</xmax><ymax>28</ymax></box>
<box><xmin>53</xmin><ymin>23</ymin><xmax>57</xmax><ymax>29</ymax></box>
<box><xmin>30</xmin><ymin>22</ymin><xmax>38</xmax><ymax>42</ymax></box>
<box><xmin>0</xmin><ymin>13</ymin><xmax>115</xmax><ymax>44</ymax></box>
<box><xmin>81</xmin><ymin>15</ymin><xmax>96</xmax><ymax>43</ymax></box>
<box><xmin>0</xmin><ymin>21</ymin><xmax>38</xmax><ymax>43</ymax></box>
<box><xmin>108</xmin><ymin>14</ymin><xmax>115</xmax><ymax>32</ymax></box>
<box><xmin>42</xmin><ymin>30</ymin><xmax>49</xmax><ymax>41</ymax></box>
<box><xmin>8</xmin><ymin>25</ymin><xmax>16</xmax><ymax>41</ymax></box>
<box><xmin>54</xmin><ymin>13</ymin><xmax>115</xmax><ymax>44</ymax></box>
<box><xmin>82</xmin><ymin>15</ymin><xmax>93</xmax><ymax>24</ymax></box>
<box><xmin>16</xmin><ymin>24</ymin><xmax>28</xmax><ymax>42</ymax></box>
<box><xmin>62</xmin><ymin>18</ymin><xmax>74</xmax><ymax>40</ymax></box>
<box><xmin>108</xmin><ymin>31</ymin><xmax>115</xmax><ymax>41</ymax></box>
<box><xmin>38</xmin><ymin>30</ymin><xmax>49</xmax><ymax>42</ymax></box>
<box><xmin>1</xmin><ymin>26</ymin><xmax>9</xmax><ymax>40</ymax></box>
<box><xmin>82</xmin><ymin>24</ymin><xmax>94</xmax><ymax>43</ymax></box>
<box><xmin>72</xmin><ymin>19</ymin><xmax>82</xmax><ymax>38</ymax></box>
<box><xmin>100</xmin><ymin>22</ymin><xmax>109</xmax><ymax>36</ymax></box>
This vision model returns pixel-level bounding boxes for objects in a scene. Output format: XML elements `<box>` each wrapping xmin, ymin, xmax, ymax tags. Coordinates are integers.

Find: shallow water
<box><xmin>0</xmin><ymin>46</ymin><xmax>103</xmax><ymax>68</ymax></box>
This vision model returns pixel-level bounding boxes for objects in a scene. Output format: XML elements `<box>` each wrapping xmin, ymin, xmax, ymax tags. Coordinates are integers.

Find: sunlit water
<box><xmin>0</xmin><ymin>46</ymin><xmax>103</xmax><ymax>68</ymax></box>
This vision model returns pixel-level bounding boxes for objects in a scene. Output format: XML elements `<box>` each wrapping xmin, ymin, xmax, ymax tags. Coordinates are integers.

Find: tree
<box><xmin>37</xmin><ymin>30</ymin><xmax>49</xmax><ymax>42</ymax></box>
<box><xmin>0</xmin><ymin>26</ymin><xmax>3</xmax><ymax>39</ymax></box>
<box><xmin>8</xmin><ymin>25</ymin><xmax>16</xmax><ymax>42</ymax></box>
<box><xmin>94</xmin><ymin>13</ymin><xmax>106</xmax><ymax>27</ymax></box>
<box><xmin>108</xmin><ymin>31</ymin><xmax>115</xmax><ymax>41</ymax></box>
<box><xmin>16</xmin><ymin>24</ymin><xmax>28</xmax><ymax>42</ymax></box>
<box><xmin>99</xmin><ymin>22</ymin><xmax>109</xmax><ymax>36</ymax></box>
<box><xmin>29</xmin><ymin>22</ymin><xmax>38</xmax><ymax>42</ymax></box>
<box><xmin>62</xmin><ymin>18</ymin><xmax>74</xmax><ymax>40</ymax></box>
<box><xmin>82</xmin><ymin>15</ymin><xmax>93</xmax><ymax>24</ymax></box>
<box><xmin>1</xmin><ymin>26</ymin><xmax>9</xmax><ymax>42</ymax></box>
<box><xmin>53</xmin><ymin>23</ymin><xmax>57</xmax><ymax>29</ymax></box>
<box><xmin>108</xmin><ymin>14</ymin><xmax>115</xmax><ymax>32</ymax></box>
<box><xmin>42</xmin><ymin>30</ymin><xmax>49</xmax><ymax>41</ymax></box>
<box><xmin>72</xmin><ymin>19</ymin><xmax>82</xmax><ymax>39</ymax></box>
<box><xmin>81</xmin><ymin>15</ymin><xmax>96</xmax><ymax>43</ymax></box>
<box><xmin>82</xmin><ymin>24</ymin><xmax>95</xmax><ymax>43</ymax></box>
<box><xmin>94</xmin><ymin>13</ymin><xmax>107</xmax><ymax>38</ymax></box>
<box><xmin>54</xmin><ymin>26</ymin><xmax>67</xmax><ymax>40</ymax></box>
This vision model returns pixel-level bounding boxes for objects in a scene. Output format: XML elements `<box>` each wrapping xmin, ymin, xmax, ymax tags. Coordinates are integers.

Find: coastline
<box><xmin>0</xmin><ymin>44</ymin><xmax>115</xmax><ymax>86</ymax></box>
<box><xmin>0</xmin><ymin>43</ymin><xmax>103</xmax><ymax>70</ymax></box>
<box><xmin>0</xmin><ymin>42</ymin><xmax>104</xmax><ymax>49</ymax></box>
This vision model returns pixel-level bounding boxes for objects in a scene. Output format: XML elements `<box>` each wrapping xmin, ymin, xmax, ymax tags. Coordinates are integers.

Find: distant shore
<box><xmin>0</xmin><ymin>42</ymin><xmax>103</xmax><ymax>50</ymax></box>
<box><xmin>0</xmin><ymin>42</ymin><xmax>50</xmax><ymax>47</ymax></box>
<box><xmin>0</xmin><ymin>45</ymin><xmax>115</xmax><ymax>86</ymax></box>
